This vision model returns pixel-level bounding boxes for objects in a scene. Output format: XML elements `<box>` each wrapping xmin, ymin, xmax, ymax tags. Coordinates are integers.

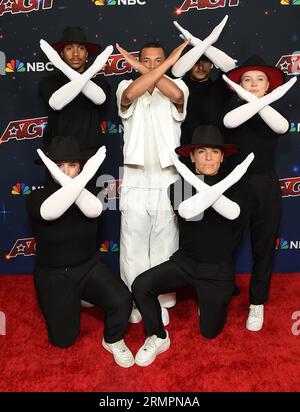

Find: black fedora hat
<box><xmin>175</xmin><ymin>125</ymin><xmax>239</xmax><ymax>158</ymax></box>
<box><xmin>35</xmin><ymin>136</ymin><xmax>89</xmax><ymax>165</ymax></box>
<box><xmin>52</xmin><ymin>27</ymin><xmax>102</xmax><ymax>56</ymax></box>
<box><xmin>226</xmin><ymin>55</ymin><xmax>285</xmax><ymax>93</ymax></box>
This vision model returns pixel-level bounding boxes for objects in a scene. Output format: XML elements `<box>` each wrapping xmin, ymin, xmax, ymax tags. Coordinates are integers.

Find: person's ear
<box><xmin>190</xmin><ymin>151</ymin><xmax>195</xmax><ymax>163</ymax></box>
<box><xmin>265</xmin><ymin>80</ymin><xmax>270</xmax><ymax>95</ymax></box>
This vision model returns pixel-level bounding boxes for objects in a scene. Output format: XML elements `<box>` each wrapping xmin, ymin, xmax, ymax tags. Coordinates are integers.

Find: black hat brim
<box><xmin>175</xmin><ymin>143</ymin><xmax>239</xmax><ymax>158</ymax></box>
<box><xmin>34</xmin><ymin>154</ymin><xmax>89</xmax><ymax>166</ymax></box>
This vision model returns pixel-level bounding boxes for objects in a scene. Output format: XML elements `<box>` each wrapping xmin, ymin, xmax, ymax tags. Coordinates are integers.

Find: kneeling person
<box><xmin>132</xmin><ymin>125</ymin><xmax>253</xmax><ymax>367</ymax></box>
<box><xmin>27</xmin><ymin>136</ymin><xmax>134</xmax><ymax>368</ymax></box>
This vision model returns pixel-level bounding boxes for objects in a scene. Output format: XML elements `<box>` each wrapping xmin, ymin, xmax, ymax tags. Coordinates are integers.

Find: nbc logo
<box><xmin>276</xmin><ymin>238</ymin><xmax>300</xmax><ymax>250</ymax></box>
<box><xmin>11</xmin><ymin>183</ymin><xmax>31</xmax><ymax>196</ymax></box>
<box><xmin>93</xmin><ymin>0</ymin><xmax>146</xmax><ymax>6</ymax></box>
<box><xmin>101</xmin><ymin>121</ymin><xmax>123</xmax><ymax>134</ymax></box>
<box><xmin>276</xmin><ymin>238</ymin><xmax>289</xmax><ymax>250</ymax></box>
<box><xmin>100</xmin><ymin>240</ymin><xmax>119</xmax><ymax>252</ymax></box>
<box><xmin>280</xmin><ymin>0</ymin><xmax>300</xmax><ymax>5</ymax></box>
<box><xmin>4</xmin><ymin>58</ymin><xmax>53</xmax><ymax>74</ymax></box>
<box><xmin>6</xmin><ymin>59</ymin><xmax>25</xmax><ymax>73</ymax></box>
<box><xmin>290</xmin><ymin>122</ymin><xmax>300</xmax><ymax>132</ymax></box>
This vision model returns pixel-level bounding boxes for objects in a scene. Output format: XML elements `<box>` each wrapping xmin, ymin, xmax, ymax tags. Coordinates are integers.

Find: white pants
<box><xmin>120</xmin><ymin>186</ymin><xmax>178</xmax><ymax>306</ymax></box>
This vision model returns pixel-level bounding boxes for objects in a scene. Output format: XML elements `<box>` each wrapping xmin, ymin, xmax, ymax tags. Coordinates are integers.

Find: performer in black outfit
<box><xmin>181</xmin><ymin>57</ymin><xmax>232</xmax><ymax>146</ymax></box>
<box><xmin>223</xmin><ymin>55</ymin><xmax>297</xmax><ymax>331</ymax></box>
<box><xmin>39</xmin><ymin>27</ymin><xmax>113</xmax><ymax>308</ymax></box>
<box><xmin>171</xmin><ymin>17</ymin><xmax>236</xmax><ymax>146</ymax></box>
<box><xmin>27</xmin><ymin>136</ymin><xmax>134</xmax><ymax>368</ymax></box>
<box><xmin>39</xmin><ymin>27</ymin><xmax>112</xmax><ymax>157</ymax></box>
<box><xmin>131</xmin><ymin>125</ymin><xmax>254</xmax><ymax>367</ymax></box>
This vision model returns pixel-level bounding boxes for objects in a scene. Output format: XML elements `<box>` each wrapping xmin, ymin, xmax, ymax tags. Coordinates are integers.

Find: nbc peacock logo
<box><xmin>280</xmin><ymin>0</ymin><xmax>300</xmax><ymax>4</ymax></box>
<box><xmin>101</xmin><ymin>121</ymin><xmax>119</xmax><ymax>134</ymax></box>
<box><xmin>276</xmin><ymin>238</ymin><xmax>289</xmax><ymax>250</ymax></box>
<box><xmin>11</xmin><ymin>183</ymin><xmax>31</xmax><ymax>196</ymax></box>
<box><xmin>100</xmin><ymin>240</ymin><xmax>119</xmax><ymax>252</ymax></box>
<box><xmin>92</xmin><ymin>0</ymin><xmax>146</xmax><ymax>6</ymax></box>
<box><xmin>93</xmin><ymin>0</ymin><xmax>116</xmax><ymax>4</ymax></box>
<box><xmin>276</xmin><ymin>238</ymin><xmax>300</xmax><ymax>250</ymax></box>
<box><xmin>290</xmin><ymin>121</ymin><xmax>300</xmax><ymax>133</ymax></box>
<box><xmin>6</xmin><ymin>59</ymin><xmax>26</xmax><ymax>73</ymax></box>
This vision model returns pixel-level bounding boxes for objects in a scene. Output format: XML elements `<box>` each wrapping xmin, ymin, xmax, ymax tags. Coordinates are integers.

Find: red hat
<box><xmin>52</xmin><ymin>27</ymin><xmax>102</xmax><ymax>56</ymax></box>
<box><xmin>226</xmin><ymin>55</ymin><xmax>285</xmax><ymax>92</ymax></box>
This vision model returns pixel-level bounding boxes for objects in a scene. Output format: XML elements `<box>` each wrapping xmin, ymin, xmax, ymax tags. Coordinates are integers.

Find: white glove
<box><xmin>38</xmin><ymin>146</ymin><xmax>106</xmax><ymax>220</ymax></box>
<box><xmin>170</xmin><ymin>151</ymin><xmax>240</xmax><ymax>220</ymax></box>
<box><xmin>178</xmin><ymin>153</ymin><xmax>254</xmax><ymax>220</ymax></box>
<box><xmin>172</xmin><ymin>16</ymin><xmax>236</xmax><ymax>77</ymax></box>
<box><xmin>223</xmin><ymin>75</ymin><xmax>297</xmax><ymax>133</ymax></box>
<box><xmin>40</xmin><ymin>39</ymin><xmax>113</xmax><ymax>110</ymax></box>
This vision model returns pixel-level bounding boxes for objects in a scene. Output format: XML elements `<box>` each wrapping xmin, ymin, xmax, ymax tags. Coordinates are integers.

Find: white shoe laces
<box><xmin>110</xmin><ymin>339</ymin><xmax>132</xmax><ymax>358</ymax></box>
<box><xmin>142</xmin><ymin>336</ymin><xmax>157</xmax><ymax>352</ymax></box>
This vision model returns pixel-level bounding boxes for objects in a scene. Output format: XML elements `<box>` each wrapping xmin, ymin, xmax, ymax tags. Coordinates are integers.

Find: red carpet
<box><xmin>0</xmin><ymin>274</ymin><xmax>299</xmax><ymax>392</ymax></box>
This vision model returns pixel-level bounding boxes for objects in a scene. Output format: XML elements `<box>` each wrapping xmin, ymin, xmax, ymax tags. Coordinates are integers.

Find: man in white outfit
<box><xmin>116</xmin><ymin>40</ymin><xmax>190</xmax><ymax>323</ymax></box>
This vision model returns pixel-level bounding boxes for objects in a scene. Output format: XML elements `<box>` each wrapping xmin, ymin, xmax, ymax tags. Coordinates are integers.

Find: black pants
<box><xmin>132</xmin><ymin>259</ymin><xmax>235</xmax><ymax>340</ymax></box>
<box><xmin>234</xmin><ymin>171</ymin><xmax>282</xmax><ymax>305</ymax></box>
<box><xmin>34</xmin><ymin>252</ymin><xmax>132</xmax><ymax>348</ymax></box>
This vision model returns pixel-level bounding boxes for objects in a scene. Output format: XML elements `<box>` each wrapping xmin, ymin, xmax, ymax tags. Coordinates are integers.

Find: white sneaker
<box><xmin>80</xmin><ymin>300</ymin><xmax>94</xmax><ymax>308</ymax></box>
<box><xmin>102</xmin><ymin>338</ymin><xmax>135</xmax><ymax>368</ymax></box>
<box><xmin>129</xmin><ymin>307</ymin><xmax>142</xmax><ymax>323</ymax></box>
<box><xmin>158</xmin><ymin>292</ymin><xmax>176</xmax><ymax>308</ymax></box>
<box><xmin>246</xmin><ymin>304</ymin><xmax>264</xmax><ymax>331</ymax></box>
<box><xmin>135</xmin><ymin>331</ymin><xmax>170</xmax><ymax>367</ymax></box>
<box><xmin>161</xmin><ymin>307</ymin><xmax>169</xmax><ymax>326</ymax></box>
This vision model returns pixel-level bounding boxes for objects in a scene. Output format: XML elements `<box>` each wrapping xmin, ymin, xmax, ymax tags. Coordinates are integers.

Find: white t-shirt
<box><xmin>116</xmin><ymin>78</ymin><xmax>189</xmax><ymax>189</ymax></box>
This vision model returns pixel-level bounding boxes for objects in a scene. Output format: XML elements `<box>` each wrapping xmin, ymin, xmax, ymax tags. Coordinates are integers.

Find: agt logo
<box><xmin>100</xmin><ymin>240</ymin><xmax>119</xmax><ymax>252</ymax></box>
<box><xmin>280</xmin><ymin>0</ymin><xmax>300</xmax><ymax>5</ymax></box>
<box><xmin>276</xmin><ymin>238</ymin><xmax>300</xmax><ymax>250</ymax></box>
<box><xmin>101</xmin><ymin>121</ymin><xmax>123</xmax><ymax>134</ymax></box>
<box><xmin>0</xmin><ymin>0</ymin><xmax>54</xmax><ymax>17</ymax></box>
<box><xmin>97</xmin><ymin>51</ymin><xmax>139</xmax><ymax>76</ymax></box>
<box><xmin>176</xmin><ymin>0</ymin><xmax>239</xmax><ymax>14</ymax></box>
<box><xmin>5</xmin><ymin>238</ymin><xmax>36</xmax><ymax>260</ymax></box>
<box><xmin>0</xmin><ymin>117</ymin><xmax>48</xmax><ymax>144</ymax></box>
<box><xmin>93</xmin><ymin>0</ymin><xmax>146</xmax><ymax>6</ymax></box>
<box><xmin>279</xmin><ymin>176</ymin><xmax>300</xmax><ymax>198</ymax></box>
<box><xmin>276</xmin><ymin>52</ymin><xmax>300</xmax><ymax>76</ymax></box>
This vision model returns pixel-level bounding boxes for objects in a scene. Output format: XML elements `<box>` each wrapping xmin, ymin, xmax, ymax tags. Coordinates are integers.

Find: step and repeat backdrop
<box><xmin>0</xmin><ymin>0</ymin><xmax>300</xmax><ymax>275</ymax></box>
